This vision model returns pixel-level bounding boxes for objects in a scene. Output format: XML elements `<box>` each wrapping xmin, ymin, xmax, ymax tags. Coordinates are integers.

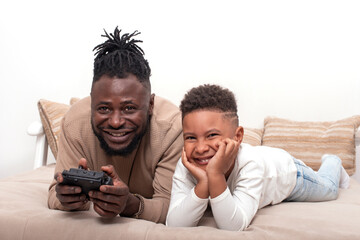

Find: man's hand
<box><xmin>88</xmin><ymin>164</ymin><xmax>131</xmax><ymax>218</ymax></box>
<box><xmin>54</xmin><ymin>158</ymin><xmax>88</xmax><ymax>210</ymax></box>
<box><xmin>181</xmin><ymin>148</ymin><xmax>209</xmax><ymax>199</ymax></box>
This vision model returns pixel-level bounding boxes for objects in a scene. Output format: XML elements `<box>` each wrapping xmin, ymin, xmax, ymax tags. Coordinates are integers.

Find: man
<box><xmin>48</xmin><ymin>27</ymin><xmax>183</xmax><ymax>223</ymax></box>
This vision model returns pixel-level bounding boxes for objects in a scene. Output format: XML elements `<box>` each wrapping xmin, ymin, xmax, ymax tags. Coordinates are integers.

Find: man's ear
<box><xmin>234</xmin><ymin>126</ymin><xmax>244</xmax><ymax>144</ymax></box>
<box><xmin>148</xmin><ymin>93</ymin><xmax>155</xmax><ymax>116</ymax></box>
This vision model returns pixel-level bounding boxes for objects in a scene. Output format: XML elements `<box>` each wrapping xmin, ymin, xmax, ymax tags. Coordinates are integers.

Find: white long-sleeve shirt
<box><xmin>166</xmin><ymin>143</ymin><xmax>297</xmax><ymax>231</ymax></box>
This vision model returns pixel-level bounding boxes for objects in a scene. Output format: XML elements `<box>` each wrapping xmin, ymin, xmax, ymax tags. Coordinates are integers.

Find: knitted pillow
<box><xmin>37</xmin><ymin>98</ymin><xmax>80</xmax><ymax>159</ymax></box>
<box><xmin>242</xmin><ymin>128</ymin><xmax>263</xmax><ymax>146</ymax></box>
<box><xmin>262</xmin><ymin>116</ymin><xmax>360</xmax><ymax>175</ymax></box>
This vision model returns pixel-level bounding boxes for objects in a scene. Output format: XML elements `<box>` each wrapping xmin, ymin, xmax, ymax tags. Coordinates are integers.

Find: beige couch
<box><xmin>1</xmin><ymin>99</ymin><xmax>360</xmax><ymax>240</ymax></box>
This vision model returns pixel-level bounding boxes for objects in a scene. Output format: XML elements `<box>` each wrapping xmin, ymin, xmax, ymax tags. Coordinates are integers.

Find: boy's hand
<box><xmin>207</xmin><ymin>138</ymin><xmax>240</xmax><ymax>177</ymax></box>
<box><xmin>181</xmin><ymin>148</ymin><xmax>209</xmax><ymax>198</ymax></box>
<box><xmin>206</xmin><ymin>138</ymin><xmax>240</xmax><ymax>198</ymax></box>
<box><xmin>181</xmin><ymin>148</ymin><xmax>207</xmax><ymax>181</ymax></box>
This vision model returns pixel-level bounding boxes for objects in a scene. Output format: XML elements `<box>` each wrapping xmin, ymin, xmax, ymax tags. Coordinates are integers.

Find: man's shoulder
<box><xmin>152</xmin><ymin>96</ymin><xmax>182</xmax><ymax>131</ymax></box>
<box><xmin>152</xmin><ymin>96</ymin><xmax>181</xmax><ymax>123</ymax></box>
<box><xmin>149</xmin><ymin>95</ymin><xmax>182</xmax><ymax>145</ymax></box>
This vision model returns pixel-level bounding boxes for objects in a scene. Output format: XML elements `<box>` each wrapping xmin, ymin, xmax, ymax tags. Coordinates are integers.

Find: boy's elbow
<box><xmin>166</xmin><ymin>218</ymin><xmax>193</xmax><ymax>228</ymax></box>
<box><xmin>215</xmin><ymin>213</ymin><xmax>248</xmax><ymax>231</ymax></box>
<box><xmin>165</xmin><ymin>213</ymin><xmax>182</xmax><ymax>227</ymax></box>
<box><xmin>165</xmin><ymin>217</ymin><xmax>176</xmax><ymax>227</ymax></box>
<box><xmin>218</xmin><ymin>223</ymin><xmax>247</xmax><ymax>231</ymax></box>
<box><xmin>166</xmin><ymin>212</ymin><xmax>199</xmax><ymax>228</ymax></box>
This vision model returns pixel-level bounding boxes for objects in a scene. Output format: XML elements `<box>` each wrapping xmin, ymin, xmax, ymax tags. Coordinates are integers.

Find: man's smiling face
<box><xmin>90</xmin><ymin>73</ymin><xmax>154</xmax><ymax>156</ymax></box>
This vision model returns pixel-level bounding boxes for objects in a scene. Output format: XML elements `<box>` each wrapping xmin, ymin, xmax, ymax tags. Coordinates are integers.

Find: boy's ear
<box><xmin>234</xmin><ymin>126</ymin><xmax>244</xmax><ymax>143</ymax></box>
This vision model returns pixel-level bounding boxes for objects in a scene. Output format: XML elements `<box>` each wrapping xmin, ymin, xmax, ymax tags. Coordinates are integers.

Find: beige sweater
<box><xmin>48</xmin><ymin>96</ymin><xmax>183</xmax><ymax>223</ymax></box>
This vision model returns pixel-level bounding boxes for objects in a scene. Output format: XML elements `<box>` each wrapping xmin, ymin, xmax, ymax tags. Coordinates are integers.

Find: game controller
<box><xmin>61</xmin><ymin>166</ymin><xmax>113</xmax><ymax>197</ymax></box>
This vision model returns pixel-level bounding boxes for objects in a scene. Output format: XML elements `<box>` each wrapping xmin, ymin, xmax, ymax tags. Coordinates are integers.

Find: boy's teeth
<box><xmin>199</xmin><ymin>159</ymin><xmax>210</xmax><ymax>163</ymax></box>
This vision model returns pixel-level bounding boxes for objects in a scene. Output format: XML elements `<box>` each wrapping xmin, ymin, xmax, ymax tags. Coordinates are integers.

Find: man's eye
<box><xmin>124</xmin><ymin>106</ymin><xmax>136</xmax><ymax>111</ymax></box>
<box><xmin>97</xmin><ymin>106</ymin><xmax>110</xmax><ymax>113</ymax></box>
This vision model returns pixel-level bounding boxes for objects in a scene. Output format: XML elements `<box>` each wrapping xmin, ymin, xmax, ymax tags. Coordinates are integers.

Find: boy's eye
<box><xmin>185</xmin><ymin>136</ymin><xmax>196</xmax><ymax>140</ymax></box>
<box><xmin>208</xmin><ymin>133</ymin><xmax>219</xmax><ymax>138</ymax></box>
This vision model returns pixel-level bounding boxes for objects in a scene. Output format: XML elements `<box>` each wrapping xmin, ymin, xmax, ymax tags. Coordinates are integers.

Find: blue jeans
<box><xmin>285</xmin><ymin>154</ymin><xmax>341</xmax><ymax>202</ymax></box>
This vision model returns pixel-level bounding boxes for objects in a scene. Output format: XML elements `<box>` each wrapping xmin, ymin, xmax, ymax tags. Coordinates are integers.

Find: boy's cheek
<box><xmin>183</xmin><ymin>144</ymin><xmax>192</xmax><ymax>160</ymax></box>
<box><xmin>211</xmin><ymin>139</ymin><xmax>222</xmax><ymax>151</ymax></box>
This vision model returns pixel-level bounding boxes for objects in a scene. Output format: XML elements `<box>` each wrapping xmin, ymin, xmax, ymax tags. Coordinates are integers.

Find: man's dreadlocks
<box><xmin>92</xmin><ymin>26</ymin><xmax>151</xmax><ymax>90</ymax></box>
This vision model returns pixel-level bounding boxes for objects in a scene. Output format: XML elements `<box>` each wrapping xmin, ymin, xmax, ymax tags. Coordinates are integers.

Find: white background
<box><xmin>0</xmin><ymin>0</ymin><xmax>359</xmax><ymax>179</ymax></box>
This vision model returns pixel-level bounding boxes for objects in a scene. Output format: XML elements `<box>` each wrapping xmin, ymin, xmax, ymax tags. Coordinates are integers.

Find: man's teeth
<box><xmin>109</xmin><ymin>132</ymin><xmax>126</xmax><ymax>137</ymax></box>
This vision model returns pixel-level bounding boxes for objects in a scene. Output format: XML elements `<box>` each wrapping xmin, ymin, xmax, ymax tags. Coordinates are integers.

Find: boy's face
<box><xmin>182</xmin><ymin>110</ymin><xmax>241</xmax><ymax>172</ymax></box>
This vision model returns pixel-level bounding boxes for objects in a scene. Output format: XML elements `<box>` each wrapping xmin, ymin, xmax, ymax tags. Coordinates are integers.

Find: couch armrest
<box><xmin>27</xmin><ymin>121</ymin><xmax>48</xmax><ymax>169</ymax></box>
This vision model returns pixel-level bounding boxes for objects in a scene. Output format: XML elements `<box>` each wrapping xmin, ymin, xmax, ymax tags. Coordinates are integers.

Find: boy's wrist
<box><xmin>206</xmin><ymin>169</ymin><xmax>225</xmax><ymax>178</ymax></box>
<box><xmin>195</xmin><ymin>179</ymin><xmax>209</xmax><ymax>199</ymax></box>
<box><xmin>206</xmin><ymin>161</ymin><xmax>228</xmax><ymax>176</ymax></box>
<box><xmin>207</xmin><ymin>173</ymin><xmax>227</xmax><ymax>198</ymax></box>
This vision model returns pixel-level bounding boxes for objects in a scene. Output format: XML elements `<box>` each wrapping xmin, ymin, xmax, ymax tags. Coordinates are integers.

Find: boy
<box><xmin>166</xmin><ymin>84</ymin><xmax>350</xmax><ymax>231</ymax></box>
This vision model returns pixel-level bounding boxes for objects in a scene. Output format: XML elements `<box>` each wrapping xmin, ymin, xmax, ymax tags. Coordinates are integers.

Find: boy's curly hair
<box><xmin>180</xmin><ymin>84</ymin><xmax>238</xmax><ymax>122</ymax></box>
<box><xmin>92</xmin><ymin>26</ymin><xmax>151</xmax><ymax>90</ymax></box>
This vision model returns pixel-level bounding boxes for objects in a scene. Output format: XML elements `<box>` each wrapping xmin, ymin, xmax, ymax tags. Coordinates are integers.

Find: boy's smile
<box><xmin>182</xmin><ymin>110</ymin><xmax>239</xmax><ymax>171</ymax></box>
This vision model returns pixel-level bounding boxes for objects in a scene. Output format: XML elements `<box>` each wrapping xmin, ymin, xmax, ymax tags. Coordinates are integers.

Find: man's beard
<box><xmin>91</xmin><ymin>119</ymin><xmax>149</xmax><ymax>156</ymax></box>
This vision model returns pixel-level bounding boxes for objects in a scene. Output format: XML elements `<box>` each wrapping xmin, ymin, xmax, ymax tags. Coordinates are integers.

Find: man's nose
<box><xmin>108</xmin><ymin>111</ymin><xmax>125</xmax><ymax>128</ymax></box>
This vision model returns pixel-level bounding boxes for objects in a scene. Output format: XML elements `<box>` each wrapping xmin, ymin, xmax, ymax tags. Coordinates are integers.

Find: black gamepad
<box><xmin>61</xmin><ymin>166</ymin><xmax>113</xmax><ymax>197</ymax></box>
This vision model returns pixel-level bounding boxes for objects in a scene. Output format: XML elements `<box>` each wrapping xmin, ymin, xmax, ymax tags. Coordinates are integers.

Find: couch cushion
<box><xmin>242</xmin><ymin>128</ymin><xmax>263</xmax><ymax>146</ymax></box>
<box><xmin>37</xmin><ymin>98</ymin><xmax>80</xmax><ymax>159</ymax></box>
<box><xmin>262</xmin><ymin>116</ymin><xmax>360</xmax><ymax>175</ymax></box>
